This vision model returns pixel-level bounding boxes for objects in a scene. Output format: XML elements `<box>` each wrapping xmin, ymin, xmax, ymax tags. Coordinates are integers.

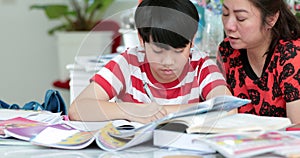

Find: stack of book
<box><xmin>67</xmin><ymin>54</ymin><xmax>119</xmax><ymax>103</ymax></box>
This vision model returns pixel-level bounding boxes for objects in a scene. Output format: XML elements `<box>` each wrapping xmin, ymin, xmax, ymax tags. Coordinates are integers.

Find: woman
<box><xmin>217</xmin><ymin>0</ymin><xmax>300</xmax><ymax>123</ymax></box>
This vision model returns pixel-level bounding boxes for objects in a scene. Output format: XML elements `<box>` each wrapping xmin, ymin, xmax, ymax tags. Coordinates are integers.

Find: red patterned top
<box><xmin>217</xmin><ymin>38</ymin><xmax>300</xmax><ymax>117</ymax></box>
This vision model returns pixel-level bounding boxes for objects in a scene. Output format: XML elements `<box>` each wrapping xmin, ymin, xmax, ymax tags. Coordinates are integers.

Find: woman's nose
<box><xmin>223</xmin><ymin>18</ymin><xmax>237</xmax><ymax>32</ymax></box>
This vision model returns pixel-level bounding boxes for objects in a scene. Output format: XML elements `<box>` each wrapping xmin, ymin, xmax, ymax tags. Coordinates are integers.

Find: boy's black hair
<box><xmin>135</xmin><ymin>0</ymin><xmax>199</xmax><ymax>49</ymax></box>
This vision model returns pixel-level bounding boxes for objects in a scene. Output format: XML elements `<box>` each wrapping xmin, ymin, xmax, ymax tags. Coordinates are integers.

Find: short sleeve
<box><xmin>278</xmin><ymin>40</ymin><xmax>300</xmax><ymax>102</ymax></box>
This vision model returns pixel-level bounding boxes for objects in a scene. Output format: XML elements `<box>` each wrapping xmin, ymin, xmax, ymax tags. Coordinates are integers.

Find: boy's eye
<box><xmin>149</xmin><ymin>44</ymin><xmax>163</xmax><ymax>53</ymax></box>
<box><xmin>174</xmin><ymin>48</ymin><xmax>184</xmax><ymax>53</ymax></box>
<box><xmin>175</xmin><ymin>50</ymin><xmax>183</xmax><ymax>53</ymax></box>
<box><xmin>153</xmin><ymin>50</ymin><xmax>162</xmax><ymax>54</ymax></box>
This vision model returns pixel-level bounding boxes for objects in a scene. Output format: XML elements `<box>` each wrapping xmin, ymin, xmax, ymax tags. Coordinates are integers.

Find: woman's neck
<box><xmin>246</xmin><ymin>36</ymin><xmax>272</xmax><ymax>77</ymax></box>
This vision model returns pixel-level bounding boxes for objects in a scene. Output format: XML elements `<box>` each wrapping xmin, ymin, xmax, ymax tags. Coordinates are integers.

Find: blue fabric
<box><xmin>0</xmin><ymin>100</ymin><xmax>20</xmax><ymax>109</ymax></box>
<box><xmin>23</xmin><ymin>101</ymin><xmax>44</xmax><ymax>111</ymax></box>
<box><xmin>0</xmin><ymin>89</ymin><xmax>67</xmax><ymax>115</ymax></box>
<box><xmin>43</xmin><ymin>89</ymin><xmax>67</xmax><ymax>115</ymax></box>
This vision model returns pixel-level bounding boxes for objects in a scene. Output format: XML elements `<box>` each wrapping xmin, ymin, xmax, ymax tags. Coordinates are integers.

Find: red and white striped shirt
<box><xmin>92</xmin><ymin>47</ymin><xmax>226</xmax><ymax>105</ymax></box>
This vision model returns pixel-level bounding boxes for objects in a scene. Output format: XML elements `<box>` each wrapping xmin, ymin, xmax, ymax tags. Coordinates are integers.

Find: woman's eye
<box><xmin>237</xmin><ymin>17</ymin><xmax>246</xmax><ymax>22</ymax></box>
<box><xmin>222</xmin><ymin>9</ymin><xmax>229</xmax><ymax>16</ymax></box>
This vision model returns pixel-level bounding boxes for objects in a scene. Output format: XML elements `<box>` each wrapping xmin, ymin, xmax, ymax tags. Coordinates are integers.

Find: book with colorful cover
<box><xmin>4</xmin><ymin>123</ymin><xmax>78</xmax><ymax>141</ymax></box>
<box><xmin>30</xmin><ymin>121</ymin><xmax>140</xmax><ymax>150</ymax></box>
<box><xmin>29</xmin><ymin>95</ymin><xmax>250</xmax><ymax>151</ymax></box>
<box><xmin>0</xmin><ymin>117</ymin><xmax>45</xmax><ymax>138</ymax></box>
<box><xmin>197</xmin><ymin>131</ymin><xmax>300</xmax><ymax>158</ymax></box>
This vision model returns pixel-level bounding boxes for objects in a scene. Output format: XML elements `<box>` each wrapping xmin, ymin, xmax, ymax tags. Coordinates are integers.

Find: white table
<box><xmin>0</xmin><ymin>144</ymin><xmax>218</xmax><ymax>158</ymax></box>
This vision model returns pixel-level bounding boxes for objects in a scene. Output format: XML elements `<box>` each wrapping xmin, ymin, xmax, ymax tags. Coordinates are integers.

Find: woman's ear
<box><xmin>138</xmin><ymin>33</ymin><xmax>145</xmax><ymax>48</ymax></box>
<box><xmin>268</xmin><ymin>11</ymin><xmax>280</xmax><ymax>28</ymax></box>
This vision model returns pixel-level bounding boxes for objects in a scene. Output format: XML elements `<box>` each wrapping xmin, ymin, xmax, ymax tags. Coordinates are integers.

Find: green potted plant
<box><xmin>30</xmin><ymin>0</ymin><xmax>116</xmax><ymax>84</ymax></box>
<box><xmin>30</xmin><ymin>0</ymin><xmax>114</xmax><ymax>35</ymax></box>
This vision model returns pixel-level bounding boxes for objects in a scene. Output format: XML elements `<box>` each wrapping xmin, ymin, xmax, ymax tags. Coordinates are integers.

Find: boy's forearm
<box><xmin>68</xmin><ymin>99</ymin><xmax>128</xmax><ymax>122</ymax></box>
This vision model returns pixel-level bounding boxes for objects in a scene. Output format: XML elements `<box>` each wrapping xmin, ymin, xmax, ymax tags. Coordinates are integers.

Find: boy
<box><xmin>68</xmin><ymin>0</ymin><xmax>231</xmax><ymax>123</ymax></box>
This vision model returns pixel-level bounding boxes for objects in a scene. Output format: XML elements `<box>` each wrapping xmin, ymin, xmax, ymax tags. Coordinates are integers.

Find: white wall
<box><xmin>0</xmin><ymin>0</ymin><xmax>137</xmax><ymax>106</ymax></box>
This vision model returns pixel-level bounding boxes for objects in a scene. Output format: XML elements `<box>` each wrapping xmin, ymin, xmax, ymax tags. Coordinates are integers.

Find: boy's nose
<box><xmin>161</xmin><ymin>53</ymin><xmax>174</xmax><ymax>66</ymax></box>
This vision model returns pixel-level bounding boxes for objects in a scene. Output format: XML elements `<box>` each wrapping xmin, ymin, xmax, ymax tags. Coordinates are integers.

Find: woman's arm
<box><xmin>286</xmin><ymin>100</ymin><xmax>300</xmax><ymax>124</ymax></box>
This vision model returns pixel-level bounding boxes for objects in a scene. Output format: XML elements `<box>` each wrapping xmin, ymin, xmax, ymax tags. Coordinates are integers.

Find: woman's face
<box><xmin>144</xmin><ymin>41</ymin><xmax>191</xmax><ymax>83</ymax></box>
<box><xmin>222</xmin><ymin>0</ymin><xmax>270</xmax><ymax>50</ymax></box>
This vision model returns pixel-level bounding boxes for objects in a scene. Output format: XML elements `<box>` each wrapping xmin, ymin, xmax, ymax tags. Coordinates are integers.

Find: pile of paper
<box><xmin>0</xmin><ymin>109</ymin><xmax>63</xmax><ymax>124</ymax></box>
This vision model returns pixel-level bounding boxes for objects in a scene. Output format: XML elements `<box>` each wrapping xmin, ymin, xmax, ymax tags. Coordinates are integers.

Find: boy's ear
<box><xmin>190</xmin><ymin>35</ymin><xmax>196</xmax><ymax>48</ymax></box>
<box><xmin>138</xmin><ymin>33</ymin><xmax>145</xmax><ymax>48</ymax></box>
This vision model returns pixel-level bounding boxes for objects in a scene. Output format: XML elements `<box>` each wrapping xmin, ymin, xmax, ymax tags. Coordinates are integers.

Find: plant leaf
<box><xmin>30</xmin><ymin>5</ymin><xmax>69</xmax><ymax>19</ymax></box>
<box><xmin>86</xmin><ymin>0</ymin><xmax>113</xmax><ymax>14</ymax></box>
<box><xmin>48</xmin><ymin>24</ymin><xmax>68</xmax><ymax>35</ymax></box>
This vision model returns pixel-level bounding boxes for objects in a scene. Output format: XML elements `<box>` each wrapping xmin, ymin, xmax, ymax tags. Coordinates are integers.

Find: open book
<box><xmin>25</xmin><ymin>95</ymin><xmax>250</xmax><ymax>151</ymax></box>
<box><xmin>153</xmin><ymin>113</ymin><xmax>291</xmax><ymax>152</ymax></box>
<box><xmin>186</xmin><ymin>113</ymin><xmax>292</xmax><ymax>134</ymax></box>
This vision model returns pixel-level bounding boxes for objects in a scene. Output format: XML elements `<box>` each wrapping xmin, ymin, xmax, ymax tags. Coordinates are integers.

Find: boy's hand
<box><xmin>117</xmin><ymin>102</ymin><xmax>168</xmax><ymax>124</ymax></box>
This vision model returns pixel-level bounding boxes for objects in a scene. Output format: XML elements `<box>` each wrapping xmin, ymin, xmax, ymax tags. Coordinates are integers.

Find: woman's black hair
<box><xmin>135</xmin><ymin>0</ymin><xmax>199</xmax><ymax>49</ymax></box>
<box><xmin>249</xmin><ymin>0</ymin><xmax>300</xmax><ymax>54</ymax></box>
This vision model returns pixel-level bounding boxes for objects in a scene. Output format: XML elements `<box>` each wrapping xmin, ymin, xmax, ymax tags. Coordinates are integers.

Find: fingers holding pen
<box><xmin>117</xmin><ymin>101</ymin><xmax>168</xmax><ymax>124</ymax></box>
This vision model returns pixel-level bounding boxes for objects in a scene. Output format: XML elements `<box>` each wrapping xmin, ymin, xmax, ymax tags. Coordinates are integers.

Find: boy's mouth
<box><xmin>162</xmin><ymin>69</ymin><xmax>174</xmax><ymax>75</ymax></box>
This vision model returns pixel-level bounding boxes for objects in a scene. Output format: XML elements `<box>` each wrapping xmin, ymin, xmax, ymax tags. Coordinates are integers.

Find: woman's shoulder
<box><xmin>275</xmin><ymin>39</ymin><xmax>300</xmax><ymax>65</ymax></box>
<box><xmin>277</xmin><ymin>39</ymin><xmax>300</xmax><ymax>55</ymax></box>
<box><xmin>278</xmin><ymin>39</ymin><xmax>300</xmax><ymax>47</ymax></box>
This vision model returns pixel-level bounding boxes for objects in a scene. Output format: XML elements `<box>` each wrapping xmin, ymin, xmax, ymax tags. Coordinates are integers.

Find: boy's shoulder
<box><xmin>190</xmin><ymin>48</ymin><xmax>210</xmax><ymax>60</ymax></box>
<box><xmin>118</xmin><ymin>46</ymin><xmax>146</xmax><ymax>63</ymax></box>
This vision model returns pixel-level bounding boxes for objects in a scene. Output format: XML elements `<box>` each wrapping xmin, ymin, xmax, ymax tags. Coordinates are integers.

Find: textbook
<box><xmin>28</xmin><ymin>95</ymin><xmax>250</xmax><ymax>151</ymax></box>
<box><xmin>186</xmin><ymin>113</ymin><xmax>292</xmax><ymax>134</ymax></box>
<box><xmin>153</xmin><ymin>121</ymin><xmax>217</xmax><ymax>154</ymax></box>
<box><xmin>153</xmin><ymin>113</ymin><xmax>291</xmax><ymax>152</ymax></box>
<box><xmin>197</xmin><ymin>131</ymin><xmax>300</xmax><ymax>158</ymax></box>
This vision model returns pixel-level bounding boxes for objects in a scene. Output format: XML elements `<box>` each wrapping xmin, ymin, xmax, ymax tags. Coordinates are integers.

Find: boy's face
<box><xmin>144</xmin><ymin>41</ymin><xmax>191</xmax><ymax>83</ymax></box>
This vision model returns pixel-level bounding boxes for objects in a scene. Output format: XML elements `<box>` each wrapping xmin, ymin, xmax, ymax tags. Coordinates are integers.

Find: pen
<box><xmin>143</xmin><ymin>82</ymin><xmax>154</xmax><ymax>102</ymax></box>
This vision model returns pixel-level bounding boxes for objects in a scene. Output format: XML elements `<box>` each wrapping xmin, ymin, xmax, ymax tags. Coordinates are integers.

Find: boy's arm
<box><xmin>68</xmin><ymin>83</ymin><xmax>234</xmax><ymax>123</ymax></box>
<box><xmin>206</xmin><ymin>85</ymin><xmax>237</xmax><ymax>114</ymax></box>
<box><xmin>205</xmin><ymin>85</ymin><xmax>232</xmax><ymax>100</ymax></box>
<box><xmin>68</xmin><ymin>82</ymin><xmax>168</xmax><ymax>124</ymax></box>
<box><xmin>287</xmin><ymin>100</ymin><xmax>300</xmax><ymax>124</ymax></box>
